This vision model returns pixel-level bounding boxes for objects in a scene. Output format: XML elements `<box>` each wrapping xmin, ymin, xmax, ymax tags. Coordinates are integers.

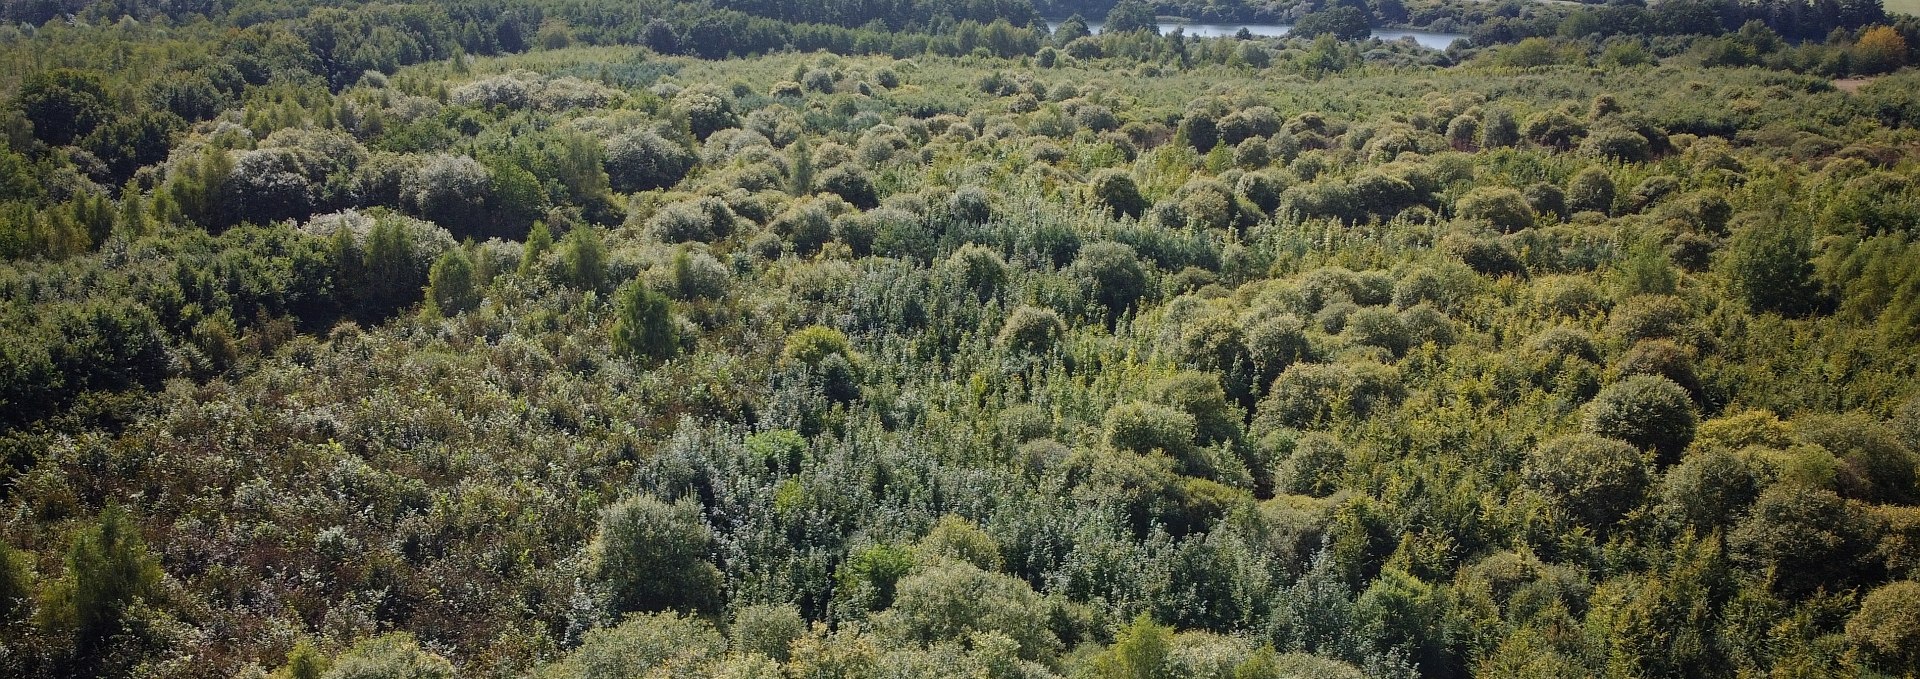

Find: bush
<box><xmin>1657</xmin><ymin>447</ymin><xmax>1763</xmax><ymax>533</ymax></box>
<box><xmin>917</xmin><ymin>515</ymin><xmax>1003</xmax><ymax>572</ymax></box>
<box><xmin>1257</xmin><ymin>361</ymin><xmax>1405</xmax><ymax>431</ymax></box>
<box><xmin>876</xmin><ymin>559</ymin><xmax>1057</xmax><ymax>660</ymax></box>
<box><xmin>1150</xmin><ymin>371</ymin><xmax>1242</xmax><ymax>447</ymax></box>
<box><xmin>1720</xmin><ymin>215</ymin><xmax>1821</xmax><ymax>316</ymax></box>
<box><xmin>1074</xmin><ymin>242</ymin><xmax>1149</xmax><ymax>320</ymax></box>
<box><xmin>1730</xmin><ymin>485</ymin><xmax>1871</xmax><ymax>595</ymax></box>
<box><xmin>1795</xmin><ymin>413</ymin><xmax>1920</xmax><ymax>505</ymax></box>
<box><xmin>1343</xmin><ymin>307</ymin><xmax>1411</xmax><ymax>356</ymax></box>
<box><xmin>647</xmin><ymin>196</ymin><xmax>736</xmax><ymax>243</ymax></box>
<box><xmin>611</xmin><ymin>279</ymin><xmax>678</xmax><ymax>363</ymax></box>
<box><xmin>538</xmin><ymin>613</ymin><xmax>725</xmax><ymax>679</ymax></box>
<box><xmin>1088</xmin><ymin>169</ymin><xmax>1149</xmax><ymax>220</ymax></box>
<box><xmin>784</xmin><ymin>325</ymin><xmax>854</xmax><ymax>367</ymax></box>
<box><xmin>1274</xmin><ymin>432</ymin><xmax>1346</xmax><ymax>497</ymax></box>
<box><xmin>1606</xmin><ymin>295</ymin><xmax>1691</xmax><ymax>344</ymax></box>
<box><xmin>1583</xmin><ymin>375</ymin><xmax>1697</xmax><ymax>462</ymax></box>
<box><xmin>605</xmin><ymin>129</ymin><xmax>696</xmax><ymax>193</ymax></box>
<box><xmin>1105</xmin><ymin>400</ymin><xmax>1197</xmax><ymax>457</ymax></box>
<box><xmin>587</xmin><ymin>494</ymin><xmax>723</xmax><ymax>615</ymax></box>
<box><xmin>1580</xmin><ymin>126</ymin><xmax>1652</xmax><ymax>163</ymax></box>
<box><xmin>324</xmin><ymin>633</ymin><xmax>453</xmax><ymax>679</ymax></box>
<box><xmin>942</xmin><ymin>244</ymin><xmax>1008</xmax><ymax>302</ymax></box>
<box><xmin>53</xmin><ymin>505</ymin><xmax>162</xmax><ymax>649</ymax></box>
<box><xmin>1616</xmin><ymin>339</ymin><xmax>1698</xmax><ymax>395</ymax></box>
<box><xmin>1847</xmin><ymin>581</ymin><xmax>1920</xmax><ymax>673</ymax></box>
<box><xmin>1523</xmin><ymin>434</ymin><xmax>1652</xmax><ymax>530</ymax></box>
<box><xmin>820</xmin><ymin>165</ymin><xmax>879</xmax><ymax>210</ymax></box>
<box><xmin>1566</xmin><ymin>167</ymin><xmax>1616</xmax><ymax>215</ymax></box>
<box><xmin>1455</xmin><ymin>187</ymin><xmax>1536</xmax><ymax>233</ymax></box>
<box><xmin>948</xmin><ymin>185</ymin><xmax>992</xmax><ymax>224</ymax></box>
<box><xmin>424</xmin><ymin>248</ymin><xmax>479</xmax><ymax>318</ymax></box>
<box><xmin>998</xmin><ymin>306</ymin><xmax>1066</xmax><ymax>353</ymax></box>
<box><xmin>731</xmin><ymin>604</ymin><xmax>806</xmax><ymax>663</ymax></box>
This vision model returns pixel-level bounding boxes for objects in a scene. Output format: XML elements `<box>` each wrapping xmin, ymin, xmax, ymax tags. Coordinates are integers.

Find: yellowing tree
<box><xmin>1853</xmin><ymin>26</ymin><xmax>1908</xmax><ymax>75</ymax></box>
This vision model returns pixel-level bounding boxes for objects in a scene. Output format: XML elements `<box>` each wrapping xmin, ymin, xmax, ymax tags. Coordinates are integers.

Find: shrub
<box><xmin>647</xmin><ymin>196</ymin><xmax>736</xmax><ymax>244</ymax></box>
<box><xmin>784</xmin><ymin>325</ymin><xmax>854</xmax><ymax>367</ymax></box>
<box><xmin>1606</xmin><ymin>295</ymin><xmax>1691</xmax><ymax>344</ymax></box>
<box><xmin>1795</xmin><ymin>413</ymin><xmax>1920</xmax><ymax>505</ymax></box>
<box><xmin>587</xmin><ymin>494</ymin><xmax>723</xmax><ymax>615</ymax></box>
<box><xmin>1150</xmin><ymin>371</ymin><xmax>1242</xmax><ymax>447</ymax></box>
<box><xmin>1257</xmin><ymin>361</ymin><xmax>1405</xmax><ymax>431</ymax></box>
<box><xmin>917</xmin><ymin>515</ymin><xmax>1003</xmax><ymax>571</ymax></box>
<box><xmin>1580</xmin><ymin>126</ymin><xmax>1652</xmax><ymax>163</ymax></box>
<box><xmin>605</xmin><ymin>129</ymin><xmax>696</xmax><ymax>193</ymax></box>
<box><xmin>538</xmin><ymin>613</ymin><xmax>725</xmax><ymax>679</ymax></box>
<box><xmin>1523</xmin><ymin>434</ymin><xmax>1652</xmax><ymax>530</ymax></box>
<box><xmin>53</xmin><ymin>505</ymin><xmax>162</xmax><ymax>649</ymax></box>
<box><xmin>1847</xmin><ymin>581</ymin><xmax>1920</xmax><ymax>673</ymax></box>
<box><xmin>1566</xmin><ymin>166</ymin><xmax>1616</xmax><ymax>215</ymax></box>
<box><xmin>877</xmin><ymin>559</ymin><xmax>1057</xmax><ymax>660</ymax></box>
<box><xmin>324</xmin><ymin>633</ymin><xmax>453</xmax><ymax>679</ymax></box>
<box><xmin>1616</xmin><ymin>339</ymin><xmax>1698</xmax><ymax>396</ymax></box>
<box><xmin>1657</xmin><ymin>447</ymin><xmax>1763</xmax><ymax>533</ymax></box>
<box><xmin>611</xmin><ymin>279</ymin><xmax>678</xmax><ymax>363</ymax></box>
<box><xmin>1274</xmin><ymin>432</ymin><xmax>1346</xmax><ymax>497</ymax></box>
<box><xmin>1088</xmin><ymin>169</ymin><xmax>1149</xmax><ymax>220</ymax></box>
<box><xmin>1583</xmin><ymin>374</ymin><xmax>1697</xmax><ymax>462</ymax></box>
<box><xmin>425</xmin><ymin>248</ymin><xmax>479</xmax><ymax>317</ymax></box>
<box><xmin>820</xmin><ymin>165</ymin><xmax>879</xmax><ymax>209</ymax></box>
<box><xmin>998</xmin><ymin>306</ymin><xmax>1066</xmax><ymax>353</ymax></box>
<box><xmin>1730</xmin><ymin>485</ymin><xmax>1871</xmax><ymax>595</ymax></box>
<box><xmin>1455</xmin><ymin>187</ymin><xmax>1536</xmax><ymax>233</ymax></box>
<box><xmin>1074</xmin><ymin>241</ymin><xmax>1149</xmax><ymax>320</ymax></box>
<box><xmin>1343</xmin><ymin>307</ymin><xmax>1411</xmax><ymax>356</ymax></box>
<box><xmin>942</xmin><ymin>244</ymin><xmax>1008</xmax><ymax>302</ymax></box>
<box><xmin>731</xmin><ymin>604</ymin><xmax>806</xmax><ymax>663</ymax></box>
<box><xmin>948</xmin><ymin>185</ymin><xmax>992</xmax><ymax>223</ymax></box>
<box><xmin>1105</xmin><ymin>401</ymin><xmax>1197</xmax><ymax>457</ymax></box>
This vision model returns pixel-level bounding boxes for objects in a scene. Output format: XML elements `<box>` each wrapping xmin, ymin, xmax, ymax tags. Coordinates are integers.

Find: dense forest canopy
<box><xmin>4</xmin><ymin>0</ymin><xmax>1920</xmax><ymax>678</ymax></box>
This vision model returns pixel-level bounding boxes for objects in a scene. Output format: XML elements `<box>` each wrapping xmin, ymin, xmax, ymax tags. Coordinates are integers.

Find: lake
<box><xmin>1045</xmin><ymin>20</ymin><xmax>1467</xmax><ymax>51</ymax></box>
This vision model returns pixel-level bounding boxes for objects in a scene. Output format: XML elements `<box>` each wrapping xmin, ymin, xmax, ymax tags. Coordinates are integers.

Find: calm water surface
<box><xmin>1046</xmin><ymin>20</ymin><xmax>1467</xmax><ymax>50</ymax></box>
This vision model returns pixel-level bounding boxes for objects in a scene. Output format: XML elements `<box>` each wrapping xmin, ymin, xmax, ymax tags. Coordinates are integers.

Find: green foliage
<box><xmin>19</xmin><ymin>69</ymin><xmax>111</xmax><ymax>147</ymax></box>
<box><xmin>424</xmin><ymin>247</ymin><xmax>479</xmax><ymax>317</ymax></box>
<box><xmin>324</xmin><ymin>633</ymin><xmax>453</xmax><ymax>679</ymax></box>
<box><xmin>1583</xmin><ymin>375</ymin><xmax>1698</xmax><ymax>462</ymax></box>
<box><xmin>877</xmin><ymin>558</ymin><xmax>1057</xmax><ymax>660</ymax></box>
<box><xmin>1722</xmin><ymin>214</ymin><xmax>1822</xmax><ymax>317</ymax></box>
<box><xmin>538</xmin><ymin>613</ymin><xmax>725</xmax><ymax>679</ymax></box>
<box><xmin>1088</xmin><ymin>614</ymin><xmax>1175</xmax><ymax>679</ymax></box>
<box><xmin>50</xmin><ymin>505</ymin><xmax>163</xmax><ymax>649</ymax></box>
<box><xmin>605</xmin><ymin>129</ymin><xmax>696</xmax><ymax>193</ymax></box>
<box><xmin>1846</xmin><ymin>580</ymin><xmax>1920</xmax><ymax>674</ymax></box>
<box><xmin>1074</xmin><ymin>241</ymin><xmax>1149</xmax><ymax>321</ymax></box>
<box><xmin>588</xmin><ymin>494</ymin><xmax>723</xmax><ymax>616</ymax></box>
<box><xmin>611</xmin><ymin>279</ymin><xmax>679</xmax><ymax>363</ymax></box>
<box><xmin>559</xmin><ymin>226</ymin><xmax>608</xmax><ymax>292</ymax></box>
<box><xmin>1455</xmin><ymin>186</ymin><xmax>1536</xmax><ymax>233</ymax></box>
<box><xmin>998</xmin><ymin>305</ymin><xmax>1066</xmax><ymax>353</ymax></box>
<box><xmin>1523</xmin><ymin>433</ymin><xmax>1652</xmax><ymax>530</ymax></box>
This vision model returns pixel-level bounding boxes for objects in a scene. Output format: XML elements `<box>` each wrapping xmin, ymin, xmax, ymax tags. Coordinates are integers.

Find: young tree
<box><xmin>425</xmin><ymin>247</ymin><xmax>479</xmax><ymax>318</ymax></box>
<box><xmin>51</xmin><ymin>506</ymin><xmax>162</xmax><ymax>649</ymax></box>
<box><xmin>559</xmin><ymin>227</ymin><xmax>607</xmax><ymax>292</ymax></box>
<box><xmin>611</xmin><ymin>279</ymin><xmax>678</xmax><ymax>363</ymax></box>
<box><xmin>587</xmin><ymin>494</ymin><xmax>722</xmax><ymax>616</ymax></box>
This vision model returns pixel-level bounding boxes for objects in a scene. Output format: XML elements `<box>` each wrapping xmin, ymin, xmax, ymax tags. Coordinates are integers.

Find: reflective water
<box><xmin>1045</xmin><ymin>20</ymin><xmax>1467</xmax><ymax>50</ymax></box>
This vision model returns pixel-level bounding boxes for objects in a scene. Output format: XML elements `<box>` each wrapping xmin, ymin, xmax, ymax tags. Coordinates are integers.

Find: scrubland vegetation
<box><xmin>3</xmin><ymin>0</ymin><xmax>1920</xmax><ymax>678</ymax></box>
